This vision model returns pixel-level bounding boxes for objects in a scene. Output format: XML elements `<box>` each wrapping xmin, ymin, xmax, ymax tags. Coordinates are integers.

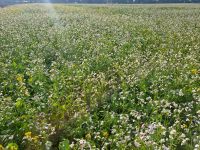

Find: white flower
<box><xmin>170</xmin><ymin>129</ymin><xmax>176</xmax><ymax>135</ymax></box>
<box><xmin>148</xmin><ymin>123</ymin><xmax>157</xmax><ymax>134</ymax></box>
<box><xmin>160</xmin><ymin>139</ymin><xmax>165</xmax><ymax>143</ymax></box>
<box><xmin>162</xmin><ymin>144</ymin><xmax>170</xmax><ymax>150</ymax></box>
<box><xmin>45</xmin><ymin>141</ymin><xmax>52</xmax><ymax>150</ymax></box>
<box><xmin>79</xmin><ymin>140</ymin><xmax>86</xmax><ymax>145</ymax></box>
<box><xmin>70</xmin><ymin>142</ymin><xmax>75</xmax><ymax>148</ymax></box>
<box><xmin>111</xmin><ymin>128</ymin><xmax>116</xmax><ymax>134</ymax></box>
<box><xmin>197</xmin><ymin>110</ymin><xmax>200</xmax><ymax>114</ymax></box>
<box><xmin>134</xmin><ymin>140</ymin><xmax>141</xmax><ymax>148</ymax></box>
<box><xmin>146</xmin><ymin>96</ymin><xmax>152</xmax><ymax>101</ymax></box>
<box><xmin>179</xmin><ymin>133</ymin><xmax>186</xmax><ymax>138</ymax></box>
<box><xmin>79</xmin><ymin>139</ymin><xmax>86</xmax><ymax>148</ymax></box>
<box><xmin>162</xmin><ymin>131</ymin><xmax>166</xmax><ymax>136</ymax></box>
<box><xmin>181</xmin><ymin>139</ymin><xmax>187</xmax><ymax>146</ymax></box>
<box><xmin>125</xmin><ymin>136</ymin><xmax>130</xmax><ymax>141</ymax></box>
<box><xmin>178</xmin><ymin>89</ymin><xmax>184</xmax><ymax>96</ymax></box>
<box><xmin>136</xmin><ymin>115</ymin><xmax>141</xmax><ymax>120</ymax></box>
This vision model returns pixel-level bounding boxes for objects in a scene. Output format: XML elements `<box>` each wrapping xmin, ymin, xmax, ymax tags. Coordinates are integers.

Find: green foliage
<box><xmin>59</xmin><ymin>139</ymin><xmax>70</xmax><ymax>150</ymax></box>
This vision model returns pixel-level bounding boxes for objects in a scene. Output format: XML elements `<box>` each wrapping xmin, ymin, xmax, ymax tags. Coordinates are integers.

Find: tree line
<box><xmin>0</xmin><ymin>0</ymin><xmax>200</xmax><ymax>5</ymax></box>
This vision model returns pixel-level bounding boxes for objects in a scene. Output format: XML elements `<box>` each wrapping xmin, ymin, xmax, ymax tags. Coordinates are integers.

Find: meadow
<box><xmin>0</xmin><ymin>4</ymin><xmax>200</xmax><ymax>150</ymax></box>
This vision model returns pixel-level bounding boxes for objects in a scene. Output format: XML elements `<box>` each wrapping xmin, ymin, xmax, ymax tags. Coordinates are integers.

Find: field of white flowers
<box><xmin>0</xmin><ymin>4</ymin><xmax>200</xmax><ymax>150</ymax></box>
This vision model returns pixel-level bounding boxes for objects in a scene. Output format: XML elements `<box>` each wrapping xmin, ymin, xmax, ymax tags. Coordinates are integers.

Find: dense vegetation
<box><xmin>0</xmin><ymin>4</ymin><xmax>200</xmax><ymax>150</ymax></box>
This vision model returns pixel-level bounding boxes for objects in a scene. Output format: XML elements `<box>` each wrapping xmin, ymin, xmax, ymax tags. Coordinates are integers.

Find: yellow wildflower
<box><xmin>32</xmin><ymin>136</ymin><xmax>39</xmax><ymax>143</ymax></box>
<box><xmin>0</xmin><ymin>144</ymin><xmax>4</xmax><ymax>150</ymax></box>
<box><xmin>25</xmin><ymin>132</ymin><xmax>32</xmax><ymax>138</ymax></box>
<box><xmin>15</xmin><ymin>98</ymin><xmax>23</xmax><ymax>108</ymax></box>
<box><xmin>16</xmin><ymin>75</ymin><xmax>23</xmax><ymax>82</ymax></box>
<box><xmin>6</xmin><ymin>143</ymin><xmax>18</xmax><ymax>150</ymax></box>
<box><xmin>181</xmin><ymin>124</ymin><xmax>187</xmax><ymax>129</ymax></box>
<box><xmin>85</xmin><ymin>133</ymin><xmax>91</xmax><ymax>140</ymax></box>
<box><xmin>20</xmin><ymin>115</ymin><xmax>27</xmax><ymax>119</ymax></box>
<box><xmin>102</xmin><ymin>131</ymin><xmax>109</xmax><ymax>138</ymax></box>
<box><xmin>191</xmin><ymin>69</ymin><xmax>198</xmax><ymax>75</ymax></box>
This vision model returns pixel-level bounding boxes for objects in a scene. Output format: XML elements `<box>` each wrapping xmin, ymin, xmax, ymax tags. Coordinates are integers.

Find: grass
<box><xmin>0</xmin><ymin>3</ymin><xmax>200</xmax><ymax>150</ymax></box>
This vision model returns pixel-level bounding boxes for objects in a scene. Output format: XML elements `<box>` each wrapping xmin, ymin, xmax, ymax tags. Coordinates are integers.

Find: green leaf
<box><xmin>59</xmin><ymin>139</ymin><xmax>70</xmax><ymax>150</ymax></box>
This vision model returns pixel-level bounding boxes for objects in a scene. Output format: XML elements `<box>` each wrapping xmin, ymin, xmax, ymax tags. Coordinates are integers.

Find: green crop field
<box><xmin>0</xmin><ymin>4</ymin><xmax>200</xmax><ymax>150</ymax></box>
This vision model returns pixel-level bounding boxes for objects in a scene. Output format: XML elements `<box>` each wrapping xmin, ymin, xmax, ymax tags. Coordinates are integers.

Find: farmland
<box><xmin>0</xmin><ymin>4</ymin><xmax>200</xmax><ymax>150</ymax></box>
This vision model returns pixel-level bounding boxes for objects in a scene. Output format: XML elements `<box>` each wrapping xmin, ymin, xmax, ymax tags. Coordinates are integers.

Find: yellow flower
<box><xmin>6</xmin><ymin>143</ymin><xmax>18</xmax><ymax>150</ymax></box>
<box><xmin>102</xmin><ymin>131</ymin><xmax>109</xmax><ymax>138</ymax></box>
<box><xmin>15</xmin><ymin>98</ymin><xmax>23</xmax><ymax>108</ymax></box>
<box><xmin>0</xmin><ymin>144</ymin><xmax>4</xmax><ymax>150</ymax></box>
<box><xmin>181</xmin><ymin>124</ymin><xmax>187</xmax><ymax>129</ymax></box>
<box><xmin>20</xmin><ymin>115</ymin><xmax>27</xmax><ymax>119</ymax></box>
<box><xmin>32</xmin><ymin>136</ymin><xmax>39</xmax><ymax>143</ymax></box>
<box><xmin>85</xmin><ymin>133</ymin><xmax>91</xmax><ymax>140</ymax></box>
<box><xmin>25</xmin><ymin>132</ymin><xmax>32</xmax><ymax>138</ymax></box>
<box><xmin>16</xmin><ymin>75</ymin><xmax>23</xmax><ymax>82</ymax></box>
<box><xmin>8</xmin><ymin>146</ymin><xmax>17</xmax><ymax>150</ymax></box>
<box><xmin>191</xmin><ymin>69</ymin><xmax>198</xmax><ymax>75</ymax></box>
